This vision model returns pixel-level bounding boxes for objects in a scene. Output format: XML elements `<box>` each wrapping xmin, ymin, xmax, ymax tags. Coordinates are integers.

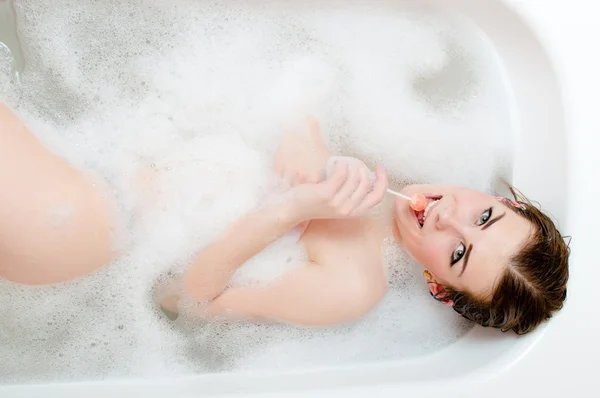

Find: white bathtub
<box><xmin>2</xmin><ymin>0</ymin><xmax>598</xmax><ymax>397</ymax></box>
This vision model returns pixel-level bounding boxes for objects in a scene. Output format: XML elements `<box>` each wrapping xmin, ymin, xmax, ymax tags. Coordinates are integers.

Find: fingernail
<box><xmin>377</xmin><ymin>165</ymin><xmax>385</xmax><ymax>173</ymax></box>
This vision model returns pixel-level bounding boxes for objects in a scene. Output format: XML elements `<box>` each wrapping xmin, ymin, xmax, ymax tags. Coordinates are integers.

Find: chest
<box><xmin>299</xmin><ymin>217</ymin><xmax>386</xmax><ymax>271</ymax></box>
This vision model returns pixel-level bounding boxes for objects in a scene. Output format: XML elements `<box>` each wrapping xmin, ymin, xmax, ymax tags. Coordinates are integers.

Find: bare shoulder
<box><xmin>301</xmin><ymin>217</ymin><xmax>388</xmax><ymax>306</ymax></box>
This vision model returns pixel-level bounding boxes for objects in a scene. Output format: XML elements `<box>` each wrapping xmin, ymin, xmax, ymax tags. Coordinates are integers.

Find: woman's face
<box><xmin>395</xmin><ymin>185</ymin><xmax>532</xmax><ymax>298</ymax></box>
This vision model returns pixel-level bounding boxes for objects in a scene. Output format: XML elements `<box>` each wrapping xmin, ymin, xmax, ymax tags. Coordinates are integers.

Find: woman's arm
<box><xmin>182</xmin><ymin>162</ymin><xmax>351</xmax><ymax>302</ymax></box>
<box><xmin>172</xmin><ymin>163</ymin><xmax>387</xmax><ymax>322</ymax></box>
<box><xmin>183</xmin><ymin>201</ymin><xmax>299</xmax><ymax>302</ymax></box>
<box><xmin>206</xmin><ymin>258</ymin><xmax>387</xmax><ymax>326</ymax></box>
<box><xmin>181</xmin><ymin>118</ymin><xmax>332</xmax><ymax>302</ymax></box>
<box><xmin>170</xmin><ymin>118</ymin><xmax>388</xmax><ymax>324</ymax></box>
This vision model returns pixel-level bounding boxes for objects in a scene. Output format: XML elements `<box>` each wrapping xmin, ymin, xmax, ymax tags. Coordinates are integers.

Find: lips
<box><xmin>414</xmin><ymin>195</ymin><xmax>443</xmax><ymax>228</ymax></box>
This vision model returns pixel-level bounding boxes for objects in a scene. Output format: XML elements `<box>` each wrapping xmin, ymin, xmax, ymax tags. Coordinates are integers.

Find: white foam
<box><xmin>0</xmin><ymin>0</ymin><xmax>513</xmax><ymax>384</ymax></box>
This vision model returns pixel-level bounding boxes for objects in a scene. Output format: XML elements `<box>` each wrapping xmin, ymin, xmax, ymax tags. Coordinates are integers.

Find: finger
<box><xmin>306</xmin><ymin>170</ymin><xmax>323</xmax><ymax>184</ymax></box>
<box><xmin>353</xmin><ymin>165</ymin><xmax>388</xmax><ymax>214</ymax></box>
<box><xmin>281</xmin><ymin>167</ymin><xmax>294</xmax><ymax>188</ymax></box>
<box><xmin>347</xmin><ymin>166</ymin><xmax>372</xmax><ymax>211</ymax></box>
<box><xmin>293</xmin><ymin>172</ymin><xmax>307</xmax><ymax>186</ymax></box>
<box><xmin>321</xmin><ymin>161</ymin><xmax>348</xmax><ymax>195</ymax></box>
<box><xmin>331</xmin><ymin>165</ymin><xmax>362</xmax><ymax>207</ymax></box>
<box><xmin>306</xmin><ymin>116</ymin><xmax>320</xmax><ymax>137</ymax></box>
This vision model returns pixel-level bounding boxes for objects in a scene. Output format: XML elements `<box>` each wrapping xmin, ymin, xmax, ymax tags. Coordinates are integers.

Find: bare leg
<box><xmin>0</xmin><ymin>102</ymin><xmax>118</xmax><ymax>285</ymax></box>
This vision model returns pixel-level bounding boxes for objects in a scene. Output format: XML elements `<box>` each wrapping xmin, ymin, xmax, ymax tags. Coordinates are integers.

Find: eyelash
<box><xmin>477</xmin><ymin>207</ymin><xmax>493</xmax><ymax>226</ymax></box>
<box><xmin>450</xmin><ymin>207</ymin><xmax>493</xmax><ymax>265</ymax></box>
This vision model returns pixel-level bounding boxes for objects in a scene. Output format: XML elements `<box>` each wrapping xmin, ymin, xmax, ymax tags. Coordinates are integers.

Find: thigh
<box><xmin>0</xmin><ymin>102</ymin><xmax>118</xmax><ymax>285</ymax></box>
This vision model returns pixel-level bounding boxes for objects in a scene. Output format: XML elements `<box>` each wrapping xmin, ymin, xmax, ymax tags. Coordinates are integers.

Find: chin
<box><xmin>402</xmin><ymin>244</ymin><xmax>420</xmax><ymax>264</ymax></box>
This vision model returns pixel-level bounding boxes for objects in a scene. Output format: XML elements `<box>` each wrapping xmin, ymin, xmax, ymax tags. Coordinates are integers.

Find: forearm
<box><xmin>183</xmin><ymin>201</ymin><xmax>299</xmax><ymax>301</ymax></box>
<box><xmin>206</xmin><ymin>261</ymin><xmax>387</xmax><ymax>326</ymax></box>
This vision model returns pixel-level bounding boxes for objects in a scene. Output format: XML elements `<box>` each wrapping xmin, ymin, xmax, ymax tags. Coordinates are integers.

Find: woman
<box><xmin>162</xmin><ymin>118</ymin><xmax>570</xmax><ymax>335</ymax></box>
<box><xmin>0</xmin><ymin>101</ymin><xmax>119</xmax><ymax>285</ymax></box>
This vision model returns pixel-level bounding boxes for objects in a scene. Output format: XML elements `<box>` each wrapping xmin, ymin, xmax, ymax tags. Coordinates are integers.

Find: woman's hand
<box><xmin>273</xmin><ymin>117</ymin><xmax>330</xmax><ymax>187</ymax></box>
<box><xmin>287</xmin><ymin>160</ymin><xmax>388</xmax><ymax>222</ymax></box>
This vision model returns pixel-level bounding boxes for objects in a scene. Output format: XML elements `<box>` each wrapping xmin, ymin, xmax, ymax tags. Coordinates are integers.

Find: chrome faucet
<box><xmin>0</xmin><ymin>0</ymin><xmax>25</xmax><ymax>77</ymax></box>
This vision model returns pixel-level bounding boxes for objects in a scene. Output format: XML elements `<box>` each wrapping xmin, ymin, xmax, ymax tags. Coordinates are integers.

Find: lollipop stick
<box><xmin>386</xmin><ymin>189</ymin><xmax>428</xmax><ymax>211</ymax></box>
<box><xmin>385</xmin><ymin>189</ymin><xmax>411</xmax><ymax>201</ymax></box>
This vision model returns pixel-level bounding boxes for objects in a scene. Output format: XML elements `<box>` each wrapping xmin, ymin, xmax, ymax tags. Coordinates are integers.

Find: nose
<box><xmin>435</xmin><ymin>205</ymin><xmax>462</xmax><ymax>232</ymax></box>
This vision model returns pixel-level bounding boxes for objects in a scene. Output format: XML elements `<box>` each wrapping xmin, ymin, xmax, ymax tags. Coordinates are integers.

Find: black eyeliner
<box><xmin>450</xmin><ymin>245</ymin><xmax>464</xmax><ymax>266</ymax></box>
<box><xmin>484</xmin><ymin>207</ymin><xmax>493</xmax><ymax>223</ymax></box>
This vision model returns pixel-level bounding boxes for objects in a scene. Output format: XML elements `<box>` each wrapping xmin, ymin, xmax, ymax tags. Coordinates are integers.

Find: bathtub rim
<box><xmin>1</xmin><ymin>0</ymin><xmax>597</xmax><ymax>396</ymax></box>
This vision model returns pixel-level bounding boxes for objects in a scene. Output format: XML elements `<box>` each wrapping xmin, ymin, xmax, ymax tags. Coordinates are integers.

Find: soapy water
<box><xmin>0</xmin><ymin>0</ymin><xmax>515</xmax><ymax>384</ymax></box>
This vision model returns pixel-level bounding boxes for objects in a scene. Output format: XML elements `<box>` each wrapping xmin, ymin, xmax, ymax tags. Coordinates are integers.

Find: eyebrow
<box><xmin>460</xmin><ymin>212</ymin><xmax>507</xmax><ymax>277</ymax></box>
<box><xmin>460</xmin><ymin>244</ymin><xmax>473</xmax><ymax>277</ymax></box>
<box><xmin>481</xmin><ymin>212</ymin><xmax>506</xmax><ymax>231</ymax></box>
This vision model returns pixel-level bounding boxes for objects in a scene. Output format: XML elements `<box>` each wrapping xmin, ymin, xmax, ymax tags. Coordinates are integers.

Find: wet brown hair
<box><xmin>433</xmin><ymin>187</ymin><xmax>570</xmax><ymax>335</ymax></box>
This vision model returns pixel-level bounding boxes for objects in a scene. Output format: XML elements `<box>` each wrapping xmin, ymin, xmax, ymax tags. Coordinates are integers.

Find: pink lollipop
<box><xmin>409</xmin><ymin>193</ymin><xmax>427</xmax><ymax>212</ymax></box>
<box><xmin>385</xmin><ymin>189</ymin><xmax>429</xmax><ymax>211</ymax></box>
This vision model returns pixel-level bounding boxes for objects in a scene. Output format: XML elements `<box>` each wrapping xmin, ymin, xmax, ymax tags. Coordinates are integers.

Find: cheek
<box><xmin>405</xmin><ymin>239</ymin><xmax>446</xmax><ymax>273</ymax></box>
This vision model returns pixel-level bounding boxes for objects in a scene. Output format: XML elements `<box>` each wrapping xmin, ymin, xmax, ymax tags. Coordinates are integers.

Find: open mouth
<box><xmin>414</xmin><ymin>195</ymin><xmax>443</xmax><ymax>228</ymax></box>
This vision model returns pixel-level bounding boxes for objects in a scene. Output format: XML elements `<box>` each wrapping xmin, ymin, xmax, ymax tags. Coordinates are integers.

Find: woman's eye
<box><xmin>477</xmin><ymin>208</ymin><xmax>493</xmax><ymax>226</ymax></box>
<box><xmin>451</xmin><ymin>243</ymin><xmax>465</xmax><ymax>265</ymax></box>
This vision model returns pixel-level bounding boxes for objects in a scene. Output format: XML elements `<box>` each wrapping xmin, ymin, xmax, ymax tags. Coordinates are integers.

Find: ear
<box><xmin>494</xmin><ymin>196</ymin><xmax>525</xmax><ymax>210</ymax></box>
<box><xmin>427</xmin><ymin>282</ymin><xmax>454</xmax><ymax>307</ymax></box>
